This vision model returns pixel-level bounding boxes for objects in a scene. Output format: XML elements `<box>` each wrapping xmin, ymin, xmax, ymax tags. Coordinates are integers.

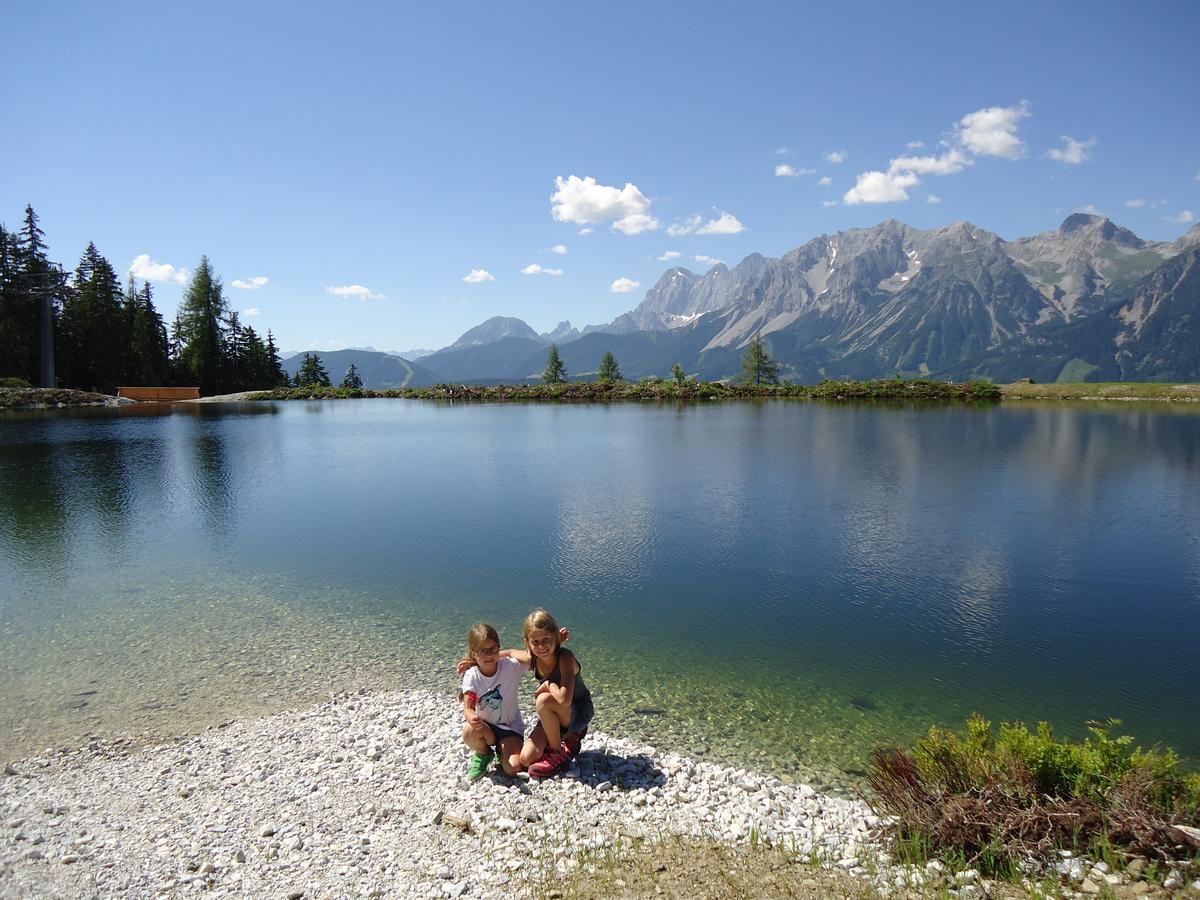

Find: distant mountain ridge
<box><xmin>281</xmin><ymin>349</ymin><xmax>442</xmax><ymax>389</ymax></box>
<box><xmin>417</xmin><ymin>216</ymin><xmax>1200</xmax><ymax>384</ymax></box>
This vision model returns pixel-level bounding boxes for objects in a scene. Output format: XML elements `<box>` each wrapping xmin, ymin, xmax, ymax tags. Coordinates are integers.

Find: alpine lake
<box><xmin>2</xmin><ymin>398</ymin><xmax>1198</xmax><ymax>796</ymax></box>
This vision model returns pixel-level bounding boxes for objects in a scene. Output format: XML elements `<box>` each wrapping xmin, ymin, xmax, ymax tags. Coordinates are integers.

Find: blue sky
<box><xmin>3</xmin><ymin>1</ymin><xmax>1198</xmax><ymax>353</ymax></box>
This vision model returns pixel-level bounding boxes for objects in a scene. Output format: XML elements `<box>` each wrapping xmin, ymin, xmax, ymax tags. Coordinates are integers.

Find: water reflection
<box><xmin>1</xmin><ymin>399</ymin><xmax>1198</xmax><ymax>771</ymax></box>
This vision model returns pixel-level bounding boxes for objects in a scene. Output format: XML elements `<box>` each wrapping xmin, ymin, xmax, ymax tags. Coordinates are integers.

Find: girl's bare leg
<box><xmin>519</xmin><ymin>724</ymin><xmax>550</xmax><ymax>768</ymax></box>
<box><xmin>462</xmin><ymin>722</ymin><xmax>494</xmax><ymax>755</ymax></box>
<box><xmin>535</xmin><ymin>692</ymin><xmax>571</xmax><ymax>750</ymax></box>
<box><xmin>498</xmin><ymin>735</ymin><xmax>525</xmax><ymax>775</ymax></box>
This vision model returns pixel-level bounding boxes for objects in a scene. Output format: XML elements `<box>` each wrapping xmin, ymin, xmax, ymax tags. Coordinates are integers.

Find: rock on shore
<box><xmin>0</xmin><ymin>689</ymin><xmax>883</xmax><ymax>899</ymax></box>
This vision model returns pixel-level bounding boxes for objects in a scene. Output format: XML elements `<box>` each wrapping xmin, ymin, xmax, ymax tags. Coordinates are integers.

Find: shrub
<box><xmin>867</xmin><ymin>715</ymin><xmax>1200</xmax><ymax>876</ymax></box>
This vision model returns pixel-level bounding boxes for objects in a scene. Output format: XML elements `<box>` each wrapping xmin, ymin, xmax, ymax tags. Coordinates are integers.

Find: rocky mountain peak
<box><xmin>449</xmin><ymin>316</ymin><xmax>539</xmax><ymax>349</ymax></box>
<box><xmin>1055</xmin><ymin>213</ymin><xmax>1143</xmax><ymax>249</ymax></box>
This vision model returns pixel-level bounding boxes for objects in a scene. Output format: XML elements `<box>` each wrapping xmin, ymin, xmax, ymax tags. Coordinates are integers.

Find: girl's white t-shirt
<box><xmin>461</xmin><ymin>656</ymin><xmax>527</xmax><ymax>734</ymax></box>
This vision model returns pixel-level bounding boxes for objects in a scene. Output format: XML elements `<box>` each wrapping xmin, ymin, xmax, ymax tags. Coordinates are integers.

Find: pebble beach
<box><xmin>1</xmin><ymin>688</ymin><xmax>886</xmax><ymax>899</ymax></box>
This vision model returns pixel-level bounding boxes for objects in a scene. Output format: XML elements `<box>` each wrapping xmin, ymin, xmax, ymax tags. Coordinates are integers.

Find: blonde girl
<box><xmin>514</xmin><ymin>608</ymin><xmax>594</xmax><ymax>779</ymax></box>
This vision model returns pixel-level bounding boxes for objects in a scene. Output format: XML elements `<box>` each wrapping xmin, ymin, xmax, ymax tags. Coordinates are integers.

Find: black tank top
<box><xmin>531</xmin><ymin>649</ymin><xmax>591</xmax><ymax>704</ymax></box>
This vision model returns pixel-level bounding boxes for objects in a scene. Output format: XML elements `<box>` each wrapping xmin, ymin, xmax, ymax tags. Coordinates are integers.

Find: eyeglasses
<box><xmin>529</xmin><ymin>638</ymin><xmax>555</xmax><ymax>648</ymax></box>
<box><xmin>474</xmin><ymin>646</ymin><xmax>499</xmax><ymax>656</ymax></box>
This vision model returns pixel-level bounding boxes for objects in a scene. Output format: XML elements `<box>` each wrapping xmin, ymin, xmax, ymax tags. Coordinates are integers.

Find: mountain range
<box><xmin>297</xmin><ymin>215</ymin><xmax>1200</xmax><ymax>387</ymax></box>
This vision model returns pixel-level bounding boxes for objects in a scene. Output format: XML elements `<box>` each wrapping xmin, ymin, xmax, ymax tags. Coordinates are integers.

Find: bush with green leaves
<box><xmin>869</xmin><ymin>714</ymin><xmax>1200</xmax><ymax>876</ymax></box>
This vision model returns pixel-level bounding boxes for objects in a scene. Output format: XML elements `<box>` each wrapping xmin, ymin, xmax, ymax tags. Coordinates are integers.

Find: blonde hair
<box><xmin>467</xmin><ymin>622</ymin><xmax>500</xmax><ymax>658</ymax></box>
<box><xmin>523</xmin><ymin>608</ymin><xmax>561</xmax><ymax>652</ymax></box>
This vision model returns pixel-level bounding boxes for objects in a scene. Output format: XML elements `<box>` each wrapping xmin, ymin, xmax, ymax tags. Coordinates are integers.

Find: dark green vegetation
<box><xmin>0</xmin><ymin>205</ymin><xmax>289</xmax><ymax>395</ymax></box>
<box><xmin>741</xmin><ymin>333</ymin><xmax>780</xmax><ymax>385</ymax></box>
<box><xmin>868</xmin><ymin>715</ymin><xmax>1200</xmax><ymax>879</ymax></box>
<box><xmin>294</xmin><ymin>352</ymin><xmax>332</xmax><ymax>387</ymax></box>
<box><xmin>543</xmin><ymin>342</ymin><xmax>568</xmax><ymax>384</ymax></box>
<box><xmin>597</xmin><ymin>350</ymin><xmax>622</xmax><ymax>383</ymax></box>
<box><xmin>340</xmin><ymin>362</ymin><xmax>363</xmax><ymax>389</ymax></box>
<box><xmin>250</xmin><ymin>377</ymin><xmax>1002</xmax><ymax>403</ymax></box>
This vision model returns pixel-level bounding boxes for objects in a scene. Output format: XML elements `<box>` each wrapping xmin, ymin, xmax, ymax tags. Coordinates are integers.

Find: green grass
<box><xmin>1054</xmin><ymin>358</ymin><xmax>1100</xmax><ymax>383</ymax></box>
<box><xmin>1001</xmin><ymin>381</ymin><xmax>1200</xmax><ymax>401</ymax></box>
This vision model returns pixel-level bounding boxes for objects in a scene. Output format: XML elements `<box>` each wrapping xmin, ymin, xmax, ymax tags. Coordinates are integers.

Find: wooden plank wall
<box><xmin>117</xmin><ymin>387</ymin><xmax>201</xmax><ymax>402</ymax></box>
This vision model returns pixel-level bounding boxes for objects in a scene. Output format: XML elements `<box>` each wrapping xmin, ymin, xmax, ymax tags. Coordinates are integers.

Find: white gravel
<box><xmin>0</xmin><ymin>688</ymin><xmax>890</xmax><ymax>899</ymax></box>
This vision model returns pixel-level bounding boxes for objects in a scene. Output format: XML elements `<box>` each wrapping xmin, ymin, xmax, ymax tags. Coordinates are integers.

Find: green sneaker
<box><xmin>467</xmin><ymin>752</ymin><xmax>490</xmax><ymax>781</ymax></box>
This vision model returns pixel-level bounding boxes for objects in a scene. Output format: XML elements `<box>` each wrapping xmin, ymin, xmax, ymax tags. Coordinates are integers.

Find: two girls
<box><xmin>458</xmin><ymin>608</ymin><xmax>593</xmax><ymax>780</ymax></box>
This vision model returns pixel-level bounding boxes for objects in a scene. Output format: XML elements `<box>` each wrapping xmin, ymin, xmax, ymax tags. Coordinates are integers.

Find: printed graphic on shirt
<box><xmin>478</xmin><ymin>685</ymin><xmax>503</xmax><ymax>720</ymax></box>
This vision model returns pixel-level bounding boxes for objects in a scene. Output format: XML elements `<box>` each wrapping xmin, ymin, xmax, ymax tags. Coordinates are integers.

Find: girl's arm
<box><xmin>462</xmin><ymin>692</ymin><xmax>484</xmax><ymax>730</ymax></box>
<box><xmin>537</xmin><ymin>649</ymin><xmax>578</xmax><ymax>705</ymax></box>
<box><xmin>497</xmin><ymin>648</ymin><xmax>533</xmax><ymax>668</ymax></box>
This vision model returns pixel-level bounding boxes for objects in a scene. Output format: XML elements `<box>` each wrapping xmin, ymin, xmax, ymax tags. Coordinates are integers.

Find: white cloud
<box><xmin>657</xmin><ymin>250</ymin><xmax>681</xmax><ymax>261</ymax></box>
<box><xmin>1076</xmin><ymin>204</ymin><xmax>1103</xmax><ymax>215</ymax></box>
<box><xmin>578</xmin><ymin>227</ymin><xmax>593</xmax><ymax>236</ymax></box>
<box><xmin>1047</xmin><ymin>135</ymin><xmax>1095</xmax><ymax>164</ymax></box>
<box><xmin>326</xmin><ymin>284</ymin><xmax>385</xmax><ymax>300</ymax></box>
<box><xmin>1195</xmin><ymin>170</ymin><xmax>1200</xmax><ymax>183</ymax></box>
<box><xmin>521</xmin><ymin>264</ymin><xmax>562</xmax><ymax>276</ymax></box>
<box><xmin>694</xmin><ymin>255</ymin><xmax>724</xmax><ymax>266</ymax></box>
<box><xmin>1151</xmin><ymin>199</ymin><xmax>1168</xmax><ymax>209</ymax></box>
<box><xmin>231</xmin><ymin>275</ymin><xmax>269</xmax><ymax>290</ymax></box>
<box><xmin>843</xmin><ymin>101</ymin><xmax>1030</xmax><ymax>206</ymax></box>
<box><xmin>669</xmin><ymin>212</ymin><xmax>745</xmax><ymax>236</ymax></box>
<box><xmin>927</xmin><ymin>195</ymin><xmax>942</xmax><ymax>204</ymax></box>
<box><xmin>818</xmin><ymin>176</ymin><xmax>832</xmax><ymax>186</ymax></box>
<box><xmin>775</xmin><ymin>164</ymin><xmax>815</xmax><ymax>177</ymax></box>
<box><xmin>1124</xmin><ymin>198</ymin><xmax>1146</xmax><ymax>208</ymax></box>
<box><xmin>128</xmin><ymin>254</ymin><xmax>188</xmax><ymax>284</ymax></box>
<box><xmin>845</xmin><ymin>148</ymin><xmax>971</xmax><ymax>204</ymax></box>
<box><xmin>611</xmin><ymin>213</ymin><xmax>660</xmax><ymax>236</ymax></box>
<box><xmin>667</xmin><ymin>214</ymin><xmax>702</xmax><ymax>237</ymax></box>
<box><xmin>888</xmin><ymin>148</ymin><xmax>971</xmax><ymax>176</ymax></box>
<box><xmin>955</xmin><ymin>102</ymin><xmax>1029</xmax><ymax>159</ymax></box>
<box><xmin>1167</xmin><ymin>210</ymin><xmax>1195</xmax><ymax>224</ymax></box>
<box><xmin>695</xmin><ymin>212</ymin><xmax>745</xmax><ymax>235</ymax></box>
<box><xmin>243</xmin><ymin>307</ymin><xmax>261</xmax><ymax>317</ymax></box>
<box><xmin>774</xmin><ymin>147</ymin><xmax>793</xmax><ymax>155</ymax></box>
<box><xmin>610</xmin><ymin>277</ymin><xmax>641</xmax><ymax>293</ymax></box>
<box><xmin>906</xmin><ymin>141</ymin><xmax>925</xmax><ymax>149</ymax></box>
<box><xmin>462</xmin><ymin>269</ymin><xmax>495</xmax><ymax>284</ymax></box>
<box><xmin>822</xmin><ymin>200</ymin><xmax>838</xmax><ymax>208</ymax></box>
<box><xmin>824</xmin><ymin>150</ymin><xmax>847</xmax><ymax>164</ymax></box>
<box><xmin>550</xmin><ymin>175</ymin><xmax>660</xmax><ymax>235</ymax></box>
<box><xmin>843</xmin><ymin>170</ymin><xmax>920</xmax><ymax>204</ymax></box>
<box><xmin>549</xmin><ymin>244</ymin><xmax>568</xmax><ymax>255</ymax></box>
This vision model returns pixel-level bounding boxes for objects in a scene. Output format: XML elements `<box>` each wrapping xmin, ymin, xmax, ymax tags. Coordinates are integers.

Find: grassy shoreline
<box><xmin>8</xmin><ymin>380</ymin><xmax>1200</xmax><ymax>410</ymax></box>
<box><xmin>249</xmin><ymin>378</ymin><xmax>1003</xmax><ymax>403</ymax></box>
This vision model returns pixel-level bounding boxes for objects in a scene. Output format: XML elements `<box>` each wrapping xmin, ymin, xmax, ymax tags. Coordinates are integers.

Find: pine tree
<box><xmin>296</xmin><ymin>352</ymin><xmax>331</xmax><ymax>386</ymax></box>
<box><xmin>59</xmin><ymin>242</ymin><xmax>124</xmax><ymax>392</ymax></box>
<box><xmin>14</xmin><ymin>206</ymin><xmax>66</xmax><ymax>386</ymax></box>
<box><xmin>671</xmin><ymin>363</ymin><xmax>687</xmax><ymax>385</ymax></box>
<box><xmin>543</xmin><ymin>343</ymin><xmax>567</xmax><ymax>384</ymax></box>
<box><xmin>225</xmin><ymin>310</ymin><xmax>249</xmax><ymax>391</ymax></box>
<box><xmin>265</xmin><ymin>330</ymin><xmax>288</xmax><ymax>386</ymax></box>
<box><xmin>741</xmin><ymin>333</ymin><xmax>779</xmax><ymax>386</ymax></box>
<box><xmin>597</xmin><ymin>351</ymin><xmax>622</xmax><ymax>383</ymax></box>
<box><xmin>177</xmin><ymin>256</ymin><xmax>228</xmax><ymax>395</ymax></box>
<box><xmin>127</xmin><ymin>281</ymin><xmax>169</xmax><ymax>385</ymax></box>
<box><xmin>341</xmin><ymin>362</ymin><xmax>363</xmax><ymax>389</ymax></box>
<box><xmin>238</xmin><ymin>324</ymin><xmax>272</xmax><ymax>389</ymax></box>
<box><xmin>0</xmin><ymin>224</ymin><xmax>33</xmax><ymax>383</ymax></box>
